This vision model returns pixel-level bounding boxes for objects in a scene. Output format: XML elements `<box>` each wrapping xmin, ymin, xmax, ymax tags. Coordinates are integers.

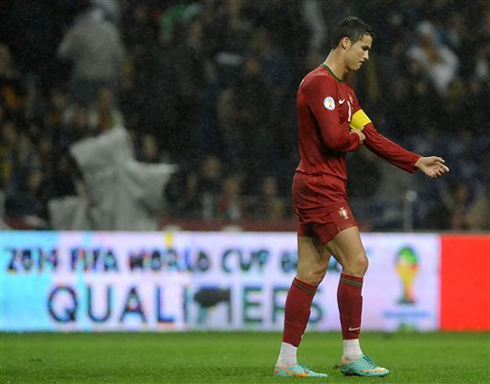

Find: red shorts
<box><xmin>292</xmin><ymin>172</ymin><xmax>357</xmax><ymax>244</ymax></box>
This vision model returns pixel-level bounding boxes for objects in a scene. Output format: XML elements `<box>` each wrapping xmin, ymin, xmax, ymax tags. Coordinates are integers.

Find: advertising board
<box><xmin>1</xmin><ymin>231</ymin><xmax>440</xmax><ymax>332</ymax></box>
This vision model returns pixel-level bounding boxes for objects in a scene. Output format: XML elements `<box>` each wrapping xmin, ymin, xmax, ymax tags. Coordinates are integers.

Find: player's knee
<box><xmin>311</xmin><ymin>268</ymin><xmax>327</xmax><ymax>285</ymax></box>
<box><xmin>298</xmin><ymin>267</ymin><xmax>326</xmax><ymax>286</ymax></box>
<box><xmin>357</xmin><ymin>253</ymin><xmax>369</xmax><ymax>275</ymax></box>
<box><xmin>342</xmin><ymin>251</ymin><xmax>368</xmax><ymax>277</ymax></box>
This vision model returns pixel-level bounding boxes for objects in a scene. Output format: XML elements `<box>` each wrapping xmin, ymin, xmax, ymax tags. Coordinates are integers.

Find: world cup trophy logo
<box><xmin>395</xmin><ymin>247</ymin><xmax>419</xmax><ymax>304</ymax></box>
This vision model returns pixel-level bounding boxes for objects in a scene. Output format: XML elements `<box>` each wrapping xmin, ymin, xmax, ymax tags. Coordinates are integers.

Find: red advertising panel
<box><xmin>440</xmin><ymin>235</ymin><xmax>490</xmax><ymax>331</ymax></box>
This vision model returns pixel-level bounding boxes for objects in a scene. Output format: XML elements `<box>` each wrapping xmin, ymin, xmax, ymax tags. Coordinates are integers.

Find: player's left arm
<box><xmin>414</xmin><ymin>156</ymin><xmax>450</xmax><ymax>178</ymax></box>
<box><xmin>347</xmin><ymin>92</ymin><xmax>418</xmax><ymax>173</ymax></box>
<box><xmin>353</xmin><ymin>119</ymin><xmax>419</xmax><ymax>173</ymax></box>
<box><xmin>349</xmin><ymin>109</ymin><xmax>449</xmax><ymax>176</ymax></box>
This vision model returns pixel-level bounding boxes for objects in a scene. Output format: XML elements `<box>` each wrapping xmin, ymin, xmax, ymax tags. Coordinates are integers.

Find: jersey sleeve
<box><xmin>303</xmin><ymin>76</ymin><xmax>361</xmax><ymax>152</ymax></box>
<box><xmin>363</xmin><ymin>123</ymin><xmax>421</xmax><ymax>173</ymax></box>
<box><xmin>348</xmin><ymin>91</ymin><xmax>371</xmax><ymax>131</ymax></box>
<box><xmin>347</xmin><ymin>92</ymin><xmax>420</xmax><ymax>173</ymax></box>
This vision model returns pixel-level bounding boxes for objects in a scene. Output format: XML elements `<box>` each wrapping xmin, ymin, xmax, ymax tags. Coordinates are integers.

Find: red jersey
<box><xmin>296</xmin><ymin>64</ymin><xmax>420</xmax><ymax>180</ymax></box>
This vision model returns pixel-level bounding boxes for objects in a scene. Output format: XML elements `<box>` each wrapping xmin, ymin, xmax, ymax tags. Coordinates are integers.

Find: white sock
<box><xmin>343</xmin><ymin>339</ymin><xmax>363</xmax><ymax>361</ymax></box>
<box><xmin>276</xmin><ymin>342</ymin><xmax>298</xmax><ymax>367</ymax></box>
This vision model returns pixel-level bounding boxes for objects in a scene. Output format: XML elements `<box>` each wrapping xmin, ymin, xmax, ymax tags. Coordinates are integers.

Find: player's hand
<box><xmin>350</xmin><ymin>129</ymin><xmax>365</xmax><ymax>144</ymax></box>
<box><xmin>415</xmin><ymin>156</ymin><xmax>450</xmax><ymax>178</ymax></box>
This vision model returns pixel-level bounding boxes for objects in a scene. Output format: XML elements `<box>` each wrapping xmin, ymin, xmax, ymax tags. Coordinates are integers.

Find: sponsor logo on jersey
<box><xmin>323</xmin><ymin>96</ymin><xmax>335</xmax><ymax>110</ymax></box>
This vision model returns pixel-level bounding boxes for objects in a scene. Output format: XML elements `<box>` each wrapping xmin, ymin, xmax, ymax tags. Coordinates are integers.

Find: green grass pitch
<box><xmin>1</xmin><ymin>332</ymin><xmax>489</xmax><ymax>383</ymax></box>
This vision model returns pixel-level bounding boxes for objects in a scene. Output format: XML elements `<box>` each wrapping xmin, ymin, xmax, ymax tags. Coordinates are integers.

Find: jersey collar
<box><xmin>321</xmin><ymin>64</ymin><xmax>344</xmax><ymax>83</ymax></box>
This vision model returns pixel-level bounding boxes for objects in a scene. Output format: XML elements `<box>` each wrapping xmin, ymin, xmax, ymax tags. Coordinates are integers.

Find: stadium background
<box><xmin>0</xmin><ymin>0</ymin><xmax>490</xmax><ymax>383</ymax></box>
<box><xmin>0</xmin><ymin>0</ymin><xmax>489</xmax><ymax>232</ymax></box>
<box><xmin>0</xmin><ymin>1</ymin><xmax>489</xmax><ymax>382</ymax></box>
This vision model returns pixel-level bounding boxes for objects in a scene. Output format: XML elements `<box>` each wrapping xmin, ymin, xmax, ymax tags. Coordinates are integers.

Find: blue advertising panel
<box><xmin>0</xmin><ymin>231</ymin><xmax>440</xmax><ymax>331</ymax></box>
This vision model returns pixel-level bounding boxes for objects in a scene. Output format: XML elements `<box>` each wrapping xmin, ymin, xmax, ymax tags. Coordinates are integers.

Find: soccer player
<box><xmin>273</xmin><ymin>16</ymin><xmax>449</xmax><ymax>378</ymax></box>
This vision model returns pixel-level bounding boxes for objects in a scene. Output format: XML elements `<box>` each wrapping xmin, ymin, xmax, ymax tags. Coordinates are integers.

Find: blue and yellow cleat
<box><xmin>274</xmin><ymin>363</ymin><xmax>328</xmax><ymax>378</ymax></box>
<box><xmin>340</xmin><ymin>355</ymin><xmax>389</xmax><ymax>377</ymax></box>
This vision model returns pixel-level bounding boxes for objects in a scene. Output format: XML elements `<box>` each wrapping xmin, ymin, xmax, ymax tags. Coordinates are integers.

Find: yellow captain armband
<box><xmin>349</xmin><ymin>109</ymin><xmax>372</xmax><ymax>131</ymax></box>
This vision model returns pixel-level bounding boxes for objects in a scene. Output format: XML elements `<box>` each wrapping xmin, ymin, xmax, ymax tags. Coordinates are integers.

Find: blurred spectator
<box><xmin>402</xmin><ymin>56</ymin><xmax>442</xmax><ymax>137</ymax></box>
<box><xmin>44</xmin><ymin>152</ymin><xmax>79</xmax><ymax>200</ymax></box>
<box><xmin>183</xmin><ymin>154</ymin><xmax>223</xmax><ymax>218</ymax></box>
<box><xmin>0</xmin><ymin>0</ymin><xmax>489</xmax><ymax>230</ymax></box>
<box><xmin>422</xmin><ymin>179</ymin><xmax>472</xmax><ymax>230</ymax></box>
<box><xmin>250</xmin><ymin>176</ymin><xmax>287</xmax><ymax>220</ymax></box>
<box><xmin>216</xmin><ymin>174</ymin><xmax>244</xmax><ymax>221</ymax></box>
<box><xmin>465</xmin><ymin>147</ymin><xmax>490</xmax><ymax>230</ymax></box>
<box><xmin>0</xmin><ymin>43</ymin><xmax>18</xmax><ymax>80</ymax></box>
<box><xmin>88</xmin><ymin>87</ymin><xmax>124</xmax><ymax>132</ymax></box>
<box><xmin>43</xmin><ymin>87</ymin><xmax>68</xmax><ymax>138</ymax></box>
<box><xmin>36</xmin><ymin>135</ymin><xmax>56</xmax><ymax>174</ymax></box>
<box><xmin>4</xmin><ymin>168</ymin><xmax>48</xmax><ymax>229</ymax></box>
<box><xmin>92</xmin><ymin>0</ymin><xmax>122</xmax><ymax>26</ymax></box>
<box><xmin>407</xmin><ymin>20</ymin><xmax>459</xmax><ymax>97</ymax></box>
<box><xmin>0</xmin><ymin>0</ymin><xmax>65</xmax><ymax>92</ymax></box>
<box><xmin>136</xmin><ymin>134</ymin><xmax>163</xmax><ymax>164</ymax></box>
<box><xmin>212</xmin><ymin>0</ymin><xmax>253</xmax><ymax>72</ymax></box>
<box><xmin>474</xmin><ymin>40</ymin><xmax>489</xmax><ymax>82</ymax></box>
<box><xmin>302</xmin><ymin>0</ymin><xmax>327</xmax><ymax>52</ymax></box>
<box><xmin>0</xmin><ymin>120</ymin><xmax>20</xmax><ymax>191</ymax></box>
<box><xmin>128</xmin><ymin>33</ymin><xmax>177</xmax><ymax>153</ymax></box>
<box><xmin>57</xmin><ymin>5</ymin><xmax>125</xmax><ymax>107</ymax></box>
<box><xmin>466</xmin><ymin>186</ymin><xmax>489</xmax><ymax>231</ymax></box>
<box><xmin>123</xmin><ymin>3</ymin><xmax>156</xmax><ymax>49</ymax></box>
<box><xmin>257</xmin><ymin>0</ymin><xmax>310</xmax><ymax>77</ymax></box>
<box><xmin>217</xmin><ymin>78</ymin><xmax>244</xmax><ymax>170</ymax></box>
<box><xmin>62</xmin><ymin>105</ymin><xmax>91</xmax><ymax>146</ymax></box>
<box><xmin>236</xmin><ymin>54</ymin><xmax>273</xmax><ymax>179</ymax></box>
<box><xmin>167</xmin><ymin>14</ymin><xmax>209</xmax><ymax>162</ymax></box>
<box><xmin>0</xmin><ymin>43</ymin><xmax>25</xmax><ymax>120</ymax></box>
<box><xmin>68</xmin><ymin>127</ymin><xmax>176</xmax><ymax>230</ymax></box>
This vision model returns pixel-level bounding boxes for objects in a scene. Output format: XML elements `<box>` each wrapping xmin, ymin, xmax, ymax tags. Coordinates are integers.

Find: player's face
<box><xmin>346</xmin><ymin>34</ymin><xmax>372</xmax><ymax>71</ymax></box>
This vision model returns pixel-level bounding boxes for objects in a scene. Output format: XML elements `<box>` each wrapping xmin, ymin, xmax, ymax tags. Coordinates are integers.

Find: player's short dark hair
<box><xmin>330</xmin><ymin>16</ymin><xmax>374</xmax><ymax>49</ymax></box>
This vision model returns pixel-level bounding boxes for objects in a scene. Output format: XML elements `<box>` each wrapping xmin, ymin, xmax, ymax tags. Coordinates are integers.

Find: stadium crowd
<box><xmin>0</xmin><ymin>0</ymin><xmax>489</xmax><ymax>231</ymax></box>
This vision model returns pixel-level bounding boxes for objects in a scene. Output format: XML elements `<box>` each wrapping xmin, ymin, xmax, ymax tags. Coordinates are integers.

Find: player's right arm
<box><xmin>303</xmin><ymin>76</ymin><xmax>362</xmax><ymax>152</ymax></box>
<box><xmin>351</xmin><ymin>129</ymin><xmax>365</xmax><ymax>143</ymax></box>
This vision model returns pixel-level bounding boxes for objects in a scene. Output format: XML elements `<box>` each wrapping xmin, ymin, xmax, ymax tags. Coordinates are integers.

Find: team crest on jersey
<box><xmin>323</xmin><ymin>96</ymin><xmax>335</xmax><ymax>110</ymax></box>
<box><xmin>339</xmin><ymin>207</ymin><xmax>349</xmax><ymax>220</ymax></box>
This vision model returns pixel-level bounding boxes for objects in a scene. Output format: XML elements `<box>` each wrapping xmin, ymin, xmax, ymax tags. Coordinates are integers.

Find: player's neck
<box><xmin>324</xmin><ymin>51</ymin><xmax>347</xmax><ymax>80</ymax></box>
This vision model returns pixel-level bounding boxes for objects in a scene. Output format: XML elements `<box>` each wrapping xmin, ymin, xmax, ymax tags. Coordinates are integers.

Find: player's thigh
<box><xmin>324</xmin><ymin>226</ymin><xmax>367</xmax><ymax>271</ymax></box>
<box><xmin>297</xmin><ymin>236</ymin><xmax>331</xmax><ymax>285</ymax></box>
